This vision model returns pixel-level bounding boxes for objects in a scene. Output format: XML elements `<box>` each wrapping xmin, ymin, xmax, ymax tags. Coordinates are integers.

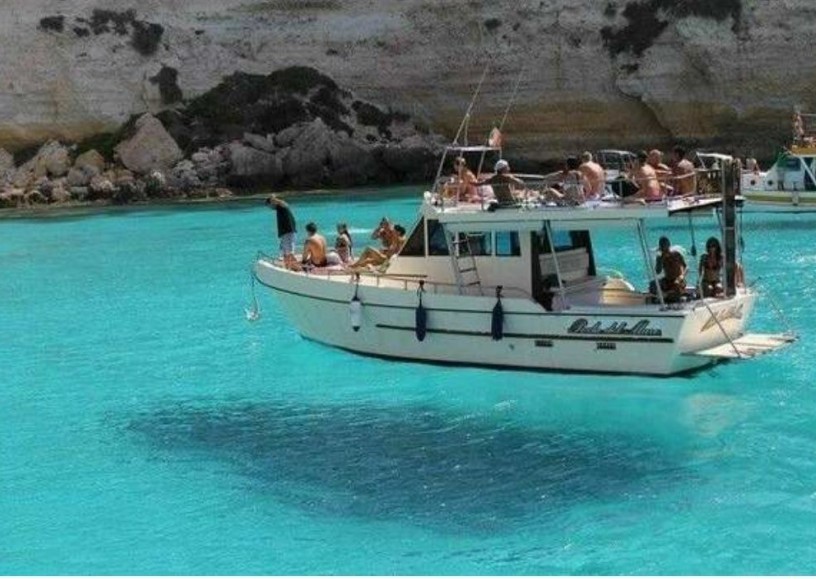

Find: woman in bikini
<box><xmin>334</xmin><ymin>222</ymin><xmax>353</xmax><ymax>264</ymax></box>
<box><xmin>699</xmin><ymin>237</ymin><xmax>723</xmax><ymax>297</ymax></box>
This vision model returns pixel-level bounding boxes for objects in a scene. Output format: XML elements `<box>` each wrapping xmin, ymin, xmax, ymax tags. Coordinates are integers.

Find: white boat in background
<box><xmin>709</xmin><ymin>111</ymin><xmax>816</xmax><ymax>211</ymax></box>
<box><xmin>253</xmin><ymin>143</ymin><xmax>795</xmax><ymax>376</ymax></box>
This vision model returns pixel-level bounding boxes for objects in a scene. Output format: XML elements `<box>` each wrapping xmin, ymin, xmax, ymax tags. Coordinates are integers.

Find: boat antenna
<box><xmin>452</xmin><ymin>62</ymin><xmax>490</xmax><ymax>146</ymax></box>
<box><xmin>498</xmin><ymin>66</ymin><xmax>525</xmax><ymax>132</ymax></box>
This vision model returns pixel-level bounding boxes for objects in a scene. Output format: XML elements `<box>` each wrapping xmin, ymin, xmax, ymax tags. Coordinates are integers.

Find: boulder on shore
<box><xmin>227</xmin><ymin>143</ymin><xmax>284</xmax><ymax>185</ymax></box>
<box><xmin>74</xmin><ymin>149</ymin><xmax>106</xmax><ymax>172</ymax></box>
<box><xmin>115</xmin><ymin>113</ymin><xmax>183</xmax><ymax>174</ymax></box>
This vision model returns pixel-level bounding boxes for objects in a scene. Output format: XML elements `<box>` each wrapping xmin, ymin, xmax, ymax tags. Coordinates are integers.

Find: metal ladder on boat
<box><xmin>447</xmin><ymin>232</ymin><xmax>483</xmax><ymax>295</ymax></box>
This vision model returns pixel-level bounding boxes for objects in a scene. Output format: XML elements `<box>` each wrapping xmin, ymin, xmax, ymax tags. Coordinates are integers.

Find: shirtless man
<box><xmin>578</xmin><ymin>151</ymin><xmax>606</xmax><ymax>199</ymax></box>
<box><xmin>480</xmin><ymin>159</ymin><xmax>525</xmax><ymax>206</ymax></box>
<box><xmin>628</xmin><ymin>150</ymin><xmax>662</xmax><ymax>202</ymax></box>
<box><xmin>670</xmin><ymin>146</ymin><xmax>697</xmax><ymax>196</ymax></box>
<box><xmin>647</xmin><ymin>149</ymin><xmax>672</xmax><ymax>195</ymax></box>
<box><xmin>301</xmin><ymin>222</ymin><xmax>328</xmax><ymax>267</ymax></box>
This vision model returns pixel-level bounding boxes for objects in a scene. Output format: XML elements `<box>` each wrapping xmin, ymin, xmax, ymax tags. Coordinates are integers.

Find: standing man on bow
<box><xmin>266</xmin><ymin>194</ymin><xmax>297</xmax><ymax>269</ymax></box>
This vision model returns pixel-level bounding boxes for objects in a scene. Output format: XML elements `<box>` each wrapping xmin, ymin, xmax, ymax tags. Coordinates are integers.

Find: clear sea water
<box><xmin>2</xmin><ymin>189</ymin><xmax>815</xmax><ymax>575</ymax></box>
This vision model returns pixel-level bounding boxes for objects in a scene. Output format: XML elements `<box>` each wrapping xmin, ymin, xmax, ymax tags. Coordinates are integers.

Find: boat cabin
<box><xmin>385</xmin><ymin>203</ymin><xmax>695</xmax><ymax>311</ymax></box>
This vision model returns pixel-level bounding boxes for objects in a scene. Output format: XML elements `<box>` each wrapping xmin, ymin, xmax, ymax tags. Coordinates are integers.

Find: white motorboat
<box><xmin>711</xmin><ymin>111</ymin><xmax>816</xmax><ymax>211</ymax></box>
<box><xmin>253</xmin><ymin>148</ymin><xmax>794</xmax><ymax>376</ymax></box>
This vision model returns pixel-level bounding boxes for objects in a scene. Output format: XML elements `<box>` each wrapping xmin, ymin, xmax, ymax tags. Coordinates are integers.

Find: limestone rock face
<box><xmin>0</xmin><ymin>1</ymin><xmax>813</xmax><ymax>162</ymax></box>
<box><xmin>115</xmin><ymin>114</ymin><xmax>183</xmax><ymax>174</ymax></box>
<box><xmin>0</xmin><ymin>148</ymin><xmax>13</xmax><ymax>176</ymax></box>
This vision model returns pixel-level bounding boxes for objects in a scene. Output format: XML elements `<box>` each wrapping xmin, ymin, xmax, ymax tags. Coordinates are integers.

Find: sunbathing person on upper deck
<box><xmin>478</xmin><ymin>159</ymin><xmax>525</xmax><ymax>206</ymax></box>
<box><xmin>452</xmin><ymin>157</ymin><xmax>480</xmax><ymax>203</ymax></box>
<box><xmin>647</xmin><ymin>149</ymin><xmax>673</xmax><ymax>196</ymax></box>
<box><xmin>625</xmin><ymin>150</ymin><xmax>662</xmax><ymax>204</ymax></box>
<box><xmin>669</xmin><ymin>146</ymin><xmax>697</xmax><ymax>197</ymax></box>
<box><xmin>548</xmin><ymin>156</ymin><xmax>589</xmax><ymax>205</ymax></box>
<box><xmin>578</xmin><ymin>152</ymin><xmax>606</xmax><ymax>200</ymax></box>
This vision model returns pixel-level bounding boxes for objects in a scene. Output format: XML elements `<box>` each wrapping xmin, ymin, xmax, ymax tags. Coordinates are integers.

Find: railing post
<box><xmin>722</xmin><ymin>159</ymin><xmax>738</xmax><ymax>297</ymax></box>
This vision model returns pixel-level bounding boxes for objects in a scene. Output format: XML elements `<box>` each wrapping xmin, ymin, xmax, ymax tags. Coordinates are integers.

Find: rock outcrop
<box><xmin>114</xmin><ymin>114</ymin><xmax>183</xmax><ymax>174</ymax></box>
<box><xmin>0</xmin><ymin>65</ymin><xmax>444</xmax><ymax>209</ymax></box>
<box><xmin>0</xmin><ymin>1</ymin><xmax>812</xmax><ymax>163</ymax></box>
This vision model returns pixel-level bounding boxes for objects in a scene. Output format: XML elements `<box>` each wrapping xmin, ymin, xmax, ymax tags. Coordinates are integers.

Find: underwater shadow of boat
<box><xmin>126</xmin><ymin>399</ymin><xmax>688</xmax><ymax>533</ymax></box>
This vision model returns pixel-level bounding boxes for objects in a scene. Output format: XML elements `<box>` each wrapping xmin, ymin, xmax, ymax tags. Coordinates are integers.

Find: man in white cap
<box><xmin>480</xmin><ymin>159</ymin><xmax>525</xmax><ymax>206</ymax></box>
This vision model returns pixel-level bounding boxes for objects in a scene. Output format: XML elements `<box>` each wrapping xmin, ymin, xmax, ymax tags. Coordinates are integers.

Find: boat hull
<box><xmin>742</xmin><ymin>190</ymin><xmax>816</xmax><ymax>212</ymax></box>
<box><xmin>255</xmin><ymin>261</ymin><xmax>757</xmax><ymax>376</ymax></box>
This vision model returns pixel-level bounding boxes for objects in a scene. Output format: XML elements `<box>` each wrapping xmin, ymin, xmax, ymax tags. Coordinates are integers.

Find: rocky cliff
<box><xmin>1</xmin><ymin>0</ymin><xmax>814</xmax><ymax>162</ymax></box>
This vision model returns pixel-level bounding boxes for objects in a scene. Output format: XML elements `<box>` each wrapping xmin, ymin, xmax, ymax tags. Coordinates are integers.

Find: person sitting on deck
<box><xmin>669</xmin><ymin>146</ymin><xmax>697</xmax><ymax>197</ymax></box>
<box><xmin>349</xmin><ymin>218</ymin><xmax>403</xmax><ymax>270</ymax></box>
<box><xmin>452</xmin><ymin>157</ymin><xmax>480</xmax><ymax>202</ymax></box>
<box><xmin>647</xmin><ymin>149</ymin><xmax>673</xmax><ymax>196</ymax></box>
<box><xmin>626</xmin><ymin>150</ymin><xmax>662</xmax><ymax>203</ymax></box>
<box><xmin>699</xmin><ymin>236</ymin><xmax>724</xmax><ymax>298</ymax></box>
<box><xmin>649</xmin><ymin>236</ymin><xmax>687</xmax><ymax>303</ymax></box>
<box><xmin>301</xmin><ymin>222</ymin><xmax>329</xmax><ymax>267</ymax></box>
<box><xmin>578</xmin><ymin>151</ymin><xmax>606</xmax><ymax>200</ymax></box>
<box><xmin>332</xmin><ymin>222</ymin><xmax>354</xmax><ymax>264</ymax></box>
<box><xmin>561</xmin><ymin>156</ymin><xmax>589</xmax><ymax>204</ymax></box>
<box><xmin>479</xmin><ymin>159</ymin><xmax>525</xmax><ymax>206</ymax></box>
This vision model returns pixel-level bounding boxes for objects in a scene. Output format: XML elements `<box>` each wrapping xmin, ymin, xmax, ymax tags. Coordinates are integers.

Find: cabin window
<box><xmin>495</xmin><ymin>231</ymin><xmax>520</xmax><ymax>256</ymax></box>
<box><xmin>400</xmin><ymin>218</ymin><xmax>425</xmax><ymax>257</ymax></box>
<box><xmin>457</xmin><ymin>232</ymin><xmax>492</xmax><ymax>256</ymax></box>
<box><xmin>539</xmin><ymin>229</ymin><xmax>591</xmax><ymax>253</ymax></box>
<box><xmin>785</xmin><ymin>157</ymin><xmax>801</xmax><ymax>170</ymax></box>
<box><xmin>427</xmin><ymin>219</ymin><xmax>450</xmax><ymax>256</ymax></box>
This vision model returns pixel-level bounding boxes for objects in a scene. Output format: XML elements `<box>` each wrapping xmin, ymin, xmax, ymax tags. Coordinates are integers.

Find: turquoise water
<box><xmin>2</xmin><ymin>190</ymin><xmax>815</xmax><ymax>574</ymax></box>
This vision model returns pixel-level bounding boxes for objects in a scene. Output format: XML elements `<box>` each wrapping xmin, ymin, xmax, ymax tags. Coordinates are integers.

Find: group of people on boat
<box><xmin>266</xmin><ymin>195</ymin><xmax>406</xmax><ymax>271</ymax></box>
<box><xmin>444</xmin><ymin>145</ymin><xmax>699</xmax><ymax>206</ymax></box>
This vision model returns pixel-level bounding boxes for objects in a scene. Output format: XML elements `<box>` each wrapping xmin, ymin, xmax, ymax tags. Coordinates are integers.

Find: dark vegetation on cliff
<box><xmin>39</xmin><ymin>8</ymin><xmax>164</xmax><ymax>56</ymax></box>
<box><xmin>162</xmin><ymin>66</ymin><xmax>411</xmax><ymax>153</ymax></box>
<box><xmin>601</xmin><ymin>0</ymin><xmax>743</xmax><ymax>57</ymax></box>
<box><xmin>150</xmin><ymin>66</ymin><xmax>184</xmax><ymax>105</ymax></box>
<box><xmin>39</xmin><ymin>16</ymin><xmax>65</xmax><ymax>33</ymax></box>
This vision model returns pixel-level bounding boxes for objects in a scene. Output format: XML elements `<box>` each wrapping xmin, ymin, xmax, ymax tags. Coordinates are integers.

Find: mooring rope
<box><xmin>245</xmin><ymin>270</ymin><xmax>261</xmax><ymax>322</ymax></box>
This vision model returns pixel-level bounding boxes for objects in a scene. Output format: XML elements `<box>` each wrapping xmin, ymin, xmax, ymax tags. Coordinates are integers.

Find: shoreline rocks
<box><xmin>0</xmin><ymin>66</ymin><xmax>445</xmax><ymax>211</ymax></box>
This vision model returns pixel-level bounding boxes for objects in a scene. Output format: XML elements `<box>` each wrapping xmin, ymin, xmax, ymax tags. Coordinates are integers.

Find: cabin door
<box><xmin>529</xmin><ymin>231</ymin><xmax>555</xmax><ymax>311</ymax></box>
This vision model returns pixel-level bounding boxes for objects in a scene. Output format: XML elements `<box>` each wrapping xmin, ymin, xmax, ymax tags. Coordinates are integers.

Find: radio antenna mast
<box><xmin>498</xmin><ymin>67</ymin><xmax>525</xmax><ymax>132</ymax></box>
<box><xmin>452</xmin><ymin>63</ymin><xmax>490</xmax><ymax>146</ymax></box>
